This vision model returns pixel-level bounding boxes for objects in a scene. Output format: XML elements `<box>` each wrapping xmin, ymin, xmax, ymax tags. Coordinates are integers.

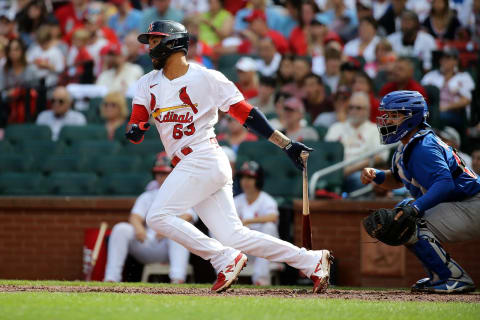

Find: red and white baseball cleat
<box><xmin>310</xmin><ymin>250</ymin><xmax>333</xmax><ymax>294</ymax></box>
<box><xmin>211</xmin><ymin>253</ymin><xmax>248</xmax><ymax>293</ymax></box>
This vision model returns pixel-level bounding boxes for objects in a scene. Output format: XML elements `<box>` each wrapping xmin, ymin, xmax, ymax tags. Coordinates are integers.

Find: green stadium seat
<box><xmin>142</xmin><ymin>125</ymin><xmax>159</xmax><ymax>140</ymax></box>
<box><xmin>100</xmin><ymin>173</ymin><xmax>151</xmax><ymax>195</ymax></box>
<box><xmin>95</xmin><ymin>155</ymin><xmax>142</xmax><ymax>176</ymax></box>
<box><xmin>217</xmin><ymin>54</ymin><xmax>242</xmax><ymax>82</ymax></box>
<box><xmin>41</xmin><ymin>155</ymin><xmax>88</xmax><ymax>174</ymax></box>
<box><xmin>0</xmin><ymin>140</ymin><xmax>13</xmax><ymax>153</ymax></box>
<box><xmin>261</xmin><ymin>156</ymin><xmax>301</xmax><ymax>199</ymax></box>
<box><xmin>47</xmin><ymin>172</ymin><xmax>98</xmax><ymax>195</ymax></box>
<box><xmin>123</xmin><ymin>140</ymin><xmax>164</xmax><ymax>156</ymax></box>
<box><xmin>313</xmin><ymin>125</ymin><xmax>328</xmax><ymax>141</ymax></box>
<box><xmin>59</xmin><ymin>125</ymin><xmax>107</xmax><ymax>145</ymax></box>
<box><xmin>0</xmin><ymin>154</ymin><xmax>34</xmax><ymax>173</ymax></box>
<box><xmin>5</xmin><ymin>124</ymin><xmax>52</xmax><ymax>144</ymax></box>
<box><xmin>140</xmin><ymin>154</ymin><xmax>159</xmax><ymax>171</ymax></box>
<box><xmin>16</xmin><ymin>140</ymin><xmax>67</xmax><ymax>162</ymax></box>
<box><xmin>235</xmin><ymin>140</ymin><xmax>282</xmax><ymax>171</ymax></box>
<box><xmin>72</xmin><ymin>140</ymin><xmax>122</xmax><ymax>155</ymax></box>
<box><xmin>0</xmin><ymin>172</ymin><xmax>45</xmax><ymax>195</ymax></box>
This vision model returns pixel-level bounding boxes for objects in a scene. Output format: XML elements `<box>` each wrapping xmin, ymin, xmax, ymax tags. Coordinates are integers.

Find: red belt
<box><xmin>171</xmin><ymin>138</ymin><xmax>218</xmax><ymax>167</ymax></box>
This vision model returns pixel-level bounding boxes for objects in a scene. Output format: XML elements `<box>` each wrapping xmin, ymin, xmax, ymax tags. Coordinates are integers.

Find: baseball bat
<box><xmin>300</xmin><ymin>151</ymin><xmax>312</xmax><ymax>250</ymax></box>
<box><xmin>86</xmin><ymin>222</ymin><xmax>108</xmax><ymax>281</ymax></box>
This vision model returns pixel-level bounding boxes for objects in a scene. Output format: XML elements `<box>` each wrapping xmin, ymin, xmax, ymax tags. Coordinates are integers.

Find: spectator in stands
<box><xmin>437</xmin><ymin>126</ymin><xmax>473</xmax><ymax>168</ymax></box>
<box><xmin>325</xmin><ymin>92</ymin><xmax>387</xmax><ymax>192</ymax></box>
<box><xmin>217</xmin><ymin>115</ymin><xmax>258</xmax><ymax>153</ymax></box>
<box><xmin>36</xmin><ymin>86</ymin><xmax>86</xmax><ymax>141</ymax></box>
<box><xmin>239</xmin><ymin>10</ymin><xmax>289</xmax><ymax>55</ymax></box>
<box><xmin>170</xmin><ymin>0</ymin><xmax>209</xmax><ymax>16</ymax></box>
<box><xmin>282</xmin><ymin>97</ymin><xmax>319</xmax><ymax>142</ymax></box>
<box><xmin>379</xmin><ymin>57</ymin><xmax>427</xmax><ymax>100</ymax></box>
<box><xmin>139</xmin><ymin>0</ymin><xmax>184</xmax><ymax>33</ymax></box>
<box><xmin>422</xmin><ymin>0</ymin><xmax>461</xmax><ymax>41</ymax></box>
<box><xmin>343</xmin><ymin>16</ymin><xmax>380</xmax><ymax>63</ymax></box>
<box><xmin>65</xmin><ymin>28</ymin><xmax>95</xmax><ymax>84</ymax></box>
<box><xmin>387</xmin><ymin>10</ymin><xmax>437</xmax><ymax>71</ymax></box>
<box><xmin>54</xmin><ymin>0</ymin><xmax>89</xmax><ymax>36</ymax></box>
<box><xmin>421</xmin><ymin>47</ymin><xmax>475</xmax><ymax>133</ymax></box>
<box><xmin>316</xmin><ymin>0</ymin><xmax>358</xmax><ymax>41</ymax></box>
<box><xmin>281</xmin><ymin>55</ymin><xmax>311</xmax><ymax>99</ymax></box>
<box><xmin>248</xmin><ymin>76</ymin><xmax>276</xmax><ymax>114</ymax></box>
<box><xmin>234</xmin><ymin>161</ymin><xmax>281</xmax><ymax>286</ymax></box>
<box><xmin>302</xmin><ymin>73</ymin><xmax>334</xmax><ymax>124</ymax></box>
<box><xmin>100</xmin><ymin>91</ymin><xmax>129</xmax><ymax>140</ymax></box>
<box><xmin>27</xmin><ymin>25</ymin><xmax>65</xmax><ymax>89</ymax></box>
<box><xmin>364</xmin><ymin>37</ymin><xmax>397</xmax><ymax>79</ymax></box>
<box><xmin>123</xmin><ymin>31</ymin><xmax>152</xmax><ymax>74</ymax></box>
<box><xmin>108</xmin><ymin>0</ymin><xmax>142</xmax><ymax>41</ymax></box>
<box><xmin>338</xmin><ymin>60</ymin><xmax>360</xmax><ymax>89</ymax></box>
<box><xmin>289</xmin><ymin>0</ymin><xmax>321</xmax><ymax>55</ymax></box>
<box><xmin>46</xmin><ymin>16</ymin><xmax>69</xmax><ymax>57</ymax></box>
<box><xmin>322</xmin><ymin>47</ymin><xmax>342</xmax><ymax>94</ymax></box>
<box><xmin>276</xmin><ymin>54</ymin><xmax>294</xmax><ymax>87</ymax></box>
<box><xmin>471</xmin><ymin>0</ymin><xmax>480</xmax><ymax>45</ymax></box>
<box><xmin>186</xmin><ymin>35</ymin><xmax>214</xmax><ymax>69</ymax></box>
<box><xmin>472</xmin><ymin>147</ymin><xmax>480</xmax><ymax>174</ymax></box>
<box><xmin>256</xmin><ymin>37</ymin><xmax>281</xmax><ymax>77</ymax></box>
<box><xmin>96</xmin><ymin>43</ymin><xmax>144</xmax><ymax>93</ymax></box>
<box><xmin>0</xmin><ymin>13</ymin><xmax>17</xmax><ymax>44</ymax></box>
<box><xmin>234</xmin><ymin>56</ymin><xmax>258</xmax><ymax>100</ymax></box>
<box><xmin>378</xmin><ymin>0</ymin><xmax>407</xmax><ymax>35</ymax></box>
<box><xmin>315</xmin><ymin>85</ymin><xmax>350</xmax><ymax>127</ymax></box>
<box><xmin>352</xmin><ymin>70</ymin><xmax>380</xmax><ymax>122</ymax></box>
<box><xmin>269</xmin><ymin>91</ymin><xmax>290</xmax><ymax>130</ymax></box>
<box><xmin>105</xmin><ymin>153</ymin><xmax>195</xmax><ymax>283</ymax></box>
<box><xmin>234</xmin><ymin>0</ymin><xmax>293</xmax><ymax>38</ymax></box>
<box><xmin>198</xmin><ymin>0</ymin><xmax>234</xmax><ymax>47</ymax></box>
<box><xmin>15</xmin><ymin>0</ymin><xmax>52</xmax><ymax>46</ymax></box>
<box><xmin>0</xmin><ymin>38</ymin><xmax>36</xmax><ymax>92</ymax></box>
<box><xmin>75</xmin><ymin>1</ymin><xmax>119</xmax><ymax>46</ymax></box>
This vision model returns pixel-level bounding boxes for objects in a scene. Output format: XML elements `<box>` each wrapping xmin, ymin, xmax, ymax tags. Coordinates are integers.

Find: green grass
<box><xmin>0</xmin><ymin>281</ymin><xmax>478</xmax><ymax>320</ymax></box>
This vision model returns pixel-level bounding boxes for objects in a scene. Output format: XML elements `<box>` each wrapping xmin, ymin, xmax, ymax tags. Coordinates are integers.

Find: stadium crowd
<box><xmin>0</xmin><ymin>0</ymin><xmax>479</xmax><ymax>198</ymax></box>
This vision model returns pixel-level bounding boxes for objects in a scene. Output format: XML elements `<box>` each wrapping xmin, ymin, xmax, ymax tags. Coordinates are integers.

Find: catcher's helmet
<box><xmin>376</xmin><ymin>90</ymin><xmax>429</xmax><ymax>144</ymax></box>
<box><xmin>152</xmin><ymin>152</ymin><xmax>172</xmax><ymax>175</ymax></box>
<box><xmin>138</xmin><ymin>20</ymin><xmax>189</xmax><ymax>68</ymax></box>
<box><xmin>238</xmin><ymin>161</ymin><xmax>264</xmax><ymax>189</ymax></box>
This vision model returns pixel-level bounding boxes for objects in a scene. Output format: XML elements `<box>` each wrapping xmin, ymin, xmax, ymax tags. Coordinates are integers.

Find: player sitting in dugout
<box><xmin>104</xmin><ymin>152</ymin><xmax>197</xmax><ymax>283</ymax></box>
<box><xmin>362</xmin><ymin>90</ymin><xmax>480</xmax><ymax>294</ymax></box>
<box><xmin>234</xmin><ymin>161</ymin><xmax>283</xmax><ymax>286</ymax></box>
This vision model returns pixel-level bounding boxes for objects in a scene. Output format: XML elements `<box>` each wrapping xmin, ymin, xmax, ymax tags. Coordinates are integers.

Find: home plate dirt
<box><xmin>1</xmin><ymin>284</ymin><xmax>479</xmax><ymax>302</ymax></box>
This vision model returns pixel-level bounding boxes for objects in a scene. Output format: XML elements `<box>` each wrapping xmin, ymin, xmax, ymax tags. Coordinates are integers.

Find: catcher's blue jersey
<box><xmin>391</xmin><ymin>129</ymin><xmax>480</xmax><ymax>213</ymax></box>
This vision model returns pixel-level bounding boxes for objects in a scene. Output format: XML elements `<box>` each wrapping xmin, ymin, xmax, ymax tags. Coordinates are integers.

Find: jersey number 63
<box><xmin>173</xmin><ymin>123</ymin><xmax>196</xmax><ymax>139</ymax></box>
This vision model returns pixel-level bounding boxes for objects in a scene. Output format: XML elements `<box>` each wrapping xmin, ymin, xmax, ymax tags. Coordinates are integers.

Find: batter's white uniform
<box><xmin>104</xmin><ymin>188</ymin><xmax>197</xmax><ymax>282</ymax></box>
<box><xmin>133</xmin><ymin>63</ymin><xmax>320</xmax><ymax>275</ymax></box>
<box><xmin>234</xmin><ymin>191</ymin><xmax>280</xmax><ymax>285</ymax></box>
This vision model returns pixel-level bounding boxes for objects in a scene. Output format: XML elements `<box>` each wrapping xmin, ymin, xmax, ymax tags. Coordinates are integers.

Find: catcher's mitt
<box><xmin>363</xmin><ymin>206</ymin><xmax>419</xmax><ymax>246</ymax></box>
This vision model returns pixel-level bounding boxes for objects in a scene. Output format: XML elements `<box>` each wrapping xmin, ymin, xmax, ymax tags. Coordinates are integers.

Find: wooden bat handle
<box><xmin>300</xmin><ymin>151</ymin><xmax>310</xmax><ymax>217</ymax></box>
<box><xmin>87</xmin><ymin>222</ymin><xmax>108</xmax><ymax>281</ymax></box>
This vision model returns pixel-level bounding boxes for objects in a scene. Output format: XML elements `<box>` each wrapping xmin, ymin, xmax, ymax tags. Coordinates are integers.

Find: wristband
<box><xmin>373</xmin><ymin>169</ymin><xmax>386</xmax><ymax>184</ymax></box>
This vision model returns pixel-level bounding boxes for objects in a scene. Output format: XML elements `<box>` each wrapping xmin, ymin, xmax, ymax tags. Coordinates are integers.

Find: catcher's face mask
<box><xmin>376</xmin><ymin>110</ymin><xmax>413</xmax><ymax>144</ymax></box>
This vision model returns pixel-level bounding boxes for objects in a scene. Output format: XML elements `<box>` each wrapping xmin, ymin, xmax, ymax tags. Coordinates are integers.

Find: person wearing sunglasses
<box><xmin>325</xmin><ymin>91</ymin><xmax>388</xmax><ymax>192</ymax></box>
<box><xmin>36</xmin><ymin>86</ymin><xmax>86</xmax><ymax>141</ymax></box>
<box><xmin>100</xmin><ymin>91</ymin><xmax>129</xmax><ymax>140</ymax></box>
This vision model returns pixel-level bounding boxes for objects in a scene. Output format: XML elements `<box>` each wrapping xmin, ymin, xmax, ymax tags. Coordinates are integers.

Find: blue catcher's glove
<box><xmin>283</xmin><ymin>140</ymin><xmax>313</xmax><ymax>170</ymax></box>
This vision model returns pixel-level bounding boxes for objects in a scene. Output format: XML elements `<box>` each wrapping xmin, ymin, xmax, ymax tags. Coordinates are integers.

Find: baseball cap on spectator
<box><xmin>441</xmin><ymin>46</ymin><xmax>459</xmax><ymax>59</ymax></box>
<box><xmin>324</xmin><ymin>32</ymin><xmax>343</xmax><ymax>46</ymax></box>
<box><xmin>244</xmin><ymin>10</ymin><xmax>267</xmax><ymax>23</ymax></box>
<box><xmin>335</xmin><ymin>85</ymin><xmax>352</xmax><ymax>100</ymax></box>
<box><xmin>357</xmin><ymin>0</ymin><xmax>372</xmax><ymax>9</ymax></box>
<box><xmin>236</xmin><ymin>56</ymin><xmax>258</xmax><ymax>72</ymax></box>
<box><xmin>259</xmin><ymin>75</ymin><xmax>276</xmax><ymax>88</ymax></box>
<box><xmin>152</xmin><ymin>152</ymin><xmax>172</xmax><ymax>173</ymax></box>
<box><xmin>101</xmin><ymin>43</ymin><xmax>122</xmax><ymax>55</ymax></box>
<box><xmin>341</xmin><ymin>60</ymin><xmax>361</xmax><ymax>72</ymax></box>
<box><xmin>439</xmin><ymin>126</ymin><xmax>461</xmax><ymax>148</ymax></box>
<box><xmin>0</xmin><ymin>12</ymin><xmax>14</xmax><ymax>22</ymax></box>
<box><xmin>284</xmin><ymin>97</ymin><xmax>305</xmax><ymax>113</ymax></box>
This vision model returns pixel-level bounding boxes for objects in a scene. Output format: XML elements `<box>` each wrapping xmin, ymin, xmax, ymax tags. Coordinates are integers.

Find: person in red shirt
<box><xmin>54</xmin><ymin>0</ymin><xmax>89</xmax><ymax>36</ymax></box>
<box><xmin>234</xmin><ymin>57</ymin><xmax>259</xmax><ymax>100</ymax></box>
<box><xmin>379</xmin><ymin>57</ymin><xmax>427</xmax><ymax>101</ymax></box>
<box><xmin>238</xmin><ymin>10</ymin><xmax>289</xmax><ymax>55</ymax></box>
<box><xmin>352</xmin><ymin>70</ymin><xmax>381</xmax><ymax>123</ymax></box>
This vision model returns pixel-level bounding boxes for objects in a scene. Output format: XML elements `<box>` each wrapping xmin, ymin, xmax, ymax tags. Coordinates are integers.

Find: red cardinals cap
<box><xmin>244</xmin><ymin>10</ymin><xmax>267</xmax><ymax>23</ymax></box>
<box><xmin>100</xmin><ymin>42</ymin><xmax>122</xmax><ymax>55</ymax></box>
<box><xmin>152</xmin><ymin>152</ymin><xmax>172</xmax><ymax>174</ymax></box>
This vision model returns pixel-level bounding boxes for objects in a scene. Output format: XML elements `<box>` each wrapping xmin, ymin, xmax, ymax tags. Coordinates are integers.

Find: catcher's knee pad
<box><xmin>407</xmin><ymin>220</ymin><xmax>471</xmax><ymax>283</ymax></box>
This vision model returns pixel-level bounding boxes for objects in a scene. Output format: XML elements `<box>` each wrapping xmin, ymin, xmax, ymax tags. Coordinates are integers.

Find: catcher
<box><xmin>361</xmin><ymin>90</ymin><xmax>480</xmax><ymax>294</ymax></box>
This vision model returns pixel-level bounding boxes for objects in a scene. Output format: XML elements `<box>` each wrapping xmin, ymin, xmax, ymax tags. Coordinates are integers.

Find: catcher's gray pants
<box><xmin>423</xmin><ymin>193</ymin><xmax>480</xmax><ymax>243</ymax></box>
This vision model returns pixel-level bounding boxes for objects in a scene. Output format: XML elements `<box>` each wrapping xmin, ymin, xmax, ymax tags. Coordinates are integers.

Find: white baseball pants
<box><xmin>146</xmin><ymin>141</ymin><xmax>320</xmax><ymax>276</ymax></box>
<box><xmin>104</xmin><ymin>222</ymin><xmax>190</xmax><ymax>282</ymax></box>
<box><xmin>248</xmin><ymin>222</ymin><xmax>280</xmax><ymax>285</ymax></box>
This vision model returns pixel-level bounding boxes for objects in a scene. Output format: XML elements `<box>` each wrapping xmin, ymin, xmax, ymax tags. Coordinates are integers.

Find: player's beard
<box><xmin>152</xmin><ymin>57</ymin><xmax>166</xmax><ymax>70</ymax></box>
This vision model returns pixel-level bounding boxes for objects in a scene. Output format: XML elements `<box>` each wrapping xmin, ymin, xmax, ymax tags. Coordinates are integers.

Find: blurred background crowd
<box><xmin>0</xmin><ymin>0</ymin><xmax>479</xmax><ymax>200</ymax></box>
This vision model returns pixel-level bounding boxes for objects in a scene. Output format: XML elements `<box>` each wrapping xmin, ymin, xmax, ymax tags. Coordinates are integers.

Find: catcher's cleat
<box><xmin>211</xmin><ymin>253</ymin><xmax>247</xmax><ymax>293</ymax></box>
<box><xmin>310</xmin><ymin>250</ymin><xmax>333</xmax><ymax>294</ymax></box>
<box><xmin>411</xmin><ymin>277</ymin><xmax>476</xmax><ymax>294</ymax></box>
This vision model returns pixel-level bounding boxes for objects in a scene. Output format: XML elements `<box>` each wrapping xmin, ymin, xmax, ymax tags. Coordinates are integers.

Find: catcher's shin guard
<box><xmin>406</xmin><ymin>220</ymin><xmax>473</xmax><ymax>284</ymax></box>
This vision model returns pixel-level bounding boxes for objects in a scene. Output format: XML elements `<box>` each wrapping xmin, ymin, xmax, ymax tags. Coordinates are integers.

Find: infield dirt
<box><xmin>1</xmin><ymin>284</ymin><xmax>479</xmax><ymax>303</ymax></box>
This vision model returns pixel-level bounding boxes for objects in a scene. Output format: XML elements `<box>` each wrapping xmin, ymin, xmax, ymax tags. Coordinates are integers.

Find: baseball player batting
<box><xmin>362</xmin><ymin>90</ymin><xmax>480</xmax><ymax>294</ymax></box>
<box><xmin>125</xmin><ymin>20</ymin><xmax>332</xmax><ymax>293</ymax></box>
